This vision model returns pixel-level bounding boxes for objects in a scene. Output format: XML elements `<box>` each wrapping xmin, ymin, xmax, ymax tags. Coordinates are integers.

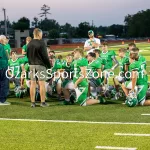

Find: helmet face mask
<box><xmin>125</xmin><ymin>92</ymin><xmax>138</xmax><ymax>107</ymax></box>
<box><xmin>15</xmin><ymin>87</ymin><xmax>26</xmax><ymax>98</ymax></box>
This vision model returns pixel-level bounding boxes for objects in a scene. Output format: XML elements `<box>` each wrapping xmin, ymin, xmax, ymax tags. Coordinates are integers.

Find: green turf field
<box><xmin>0</xmin><ymin>42</ymin><xmax>150</xmax><ymax>150</ymax></box>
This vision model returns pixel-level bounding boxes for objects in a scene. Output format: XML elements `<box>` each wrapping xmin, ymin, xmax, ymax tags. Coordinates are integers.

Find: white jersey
<box><xmin>84</xmin><ymin>38</ymin><xmax>101</xmax><ymax>54</ymax></box>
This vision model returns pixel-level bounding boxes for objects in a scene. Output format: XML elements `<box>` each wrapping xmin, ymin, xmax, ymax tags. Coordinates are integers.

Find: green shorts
<box><xmin>75</xmin><ymin>86</ymin><xmax>88</xmax><ymax>106</ymax></box>
<box><xmin>137</xmin><ymin>84</ymin><xmax>148</xmax><ymax>105</ymax></box>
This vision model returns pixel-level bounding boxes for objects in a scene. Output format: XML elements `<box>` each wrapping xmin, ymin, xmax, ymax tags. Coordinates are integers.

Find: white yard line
<box><xmin>114</xmin><ymin>133</ymin><xmax>150</xmax><ymax>137</ymax></box>
<box><xmin>141</xmin><ymin>114</ymin><xmax>150</xmax><ymax>116</ymax></box>
<box><xmin>0</xmin><ymin>118</ymin><xmax>150</xmax><ymax>125</ymax></box>
<box><xmin>95</xmin><ymin>146</ymin><xmax>137</xmax><ymax>150</ymax></box>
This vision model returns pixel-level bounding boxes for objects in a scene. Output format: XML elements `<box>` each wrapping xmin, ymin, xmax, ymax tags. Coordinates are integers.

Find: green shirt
<box><xmin>129</xmin><ymin>60</ymin><xmax>148</xmax><ymax>85</ymax></box>
<box><xmin>24</xmin><ymin>63</ymin><xmax>30</xmax><ymax>80</ymax></box>
<box><xmin>119</xmin><ymin>56</ymin><xmax>129</xmax><ymax>72</ymax></box>
<box><xmin>100</xmin><ymin>50</ymin><xmax>116</xmax><ymax>70</ymax></box>
<box><xmin>22</xmin><ymin>44</ymin><xmax>27</xmax><ymax>54</ymax></box>
<box><xmin>87</xmin><ymin>59</ymin><xmax>101</xmax><ymax>86</ymax></box>
<box><xmin>126</xmin><ymin>50</ymin><xmax>130</xmax><ymax>57</ymax></box>
<box><xmin>8</xmin><ymin>58</ymin><xmax>24</xmax><ymax>78</ymax></box>
<box><xmin>4</xmin><ymin>44</ymin><xmax>11</xmax><ymax>55</ymax></box>
<box><xmin>62</xmin><ymin>61</ymin><xmax>74</xmax><ymax>75</ymax></box>
<box><xmin>73</xmin><ymin>57</ymin><xmax>88</xmax><ymax>87</ymax></box>
<box><xmin>0</xmin><ymin>44</ymin><xmax>8</xmax><ymax>69</ymax></box>
<box><xmin>51</xmin><ymin>59</ymin><xmax>63</xmax><ymax>74</ymax></box>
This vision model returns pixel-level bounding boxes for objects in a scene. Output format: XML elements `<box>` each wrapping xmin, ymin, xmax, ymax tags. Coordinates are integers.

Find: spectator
<box><xmin>84</xmin><ymin>30</ymin><xmax>101</xmax><ymax>54</ymax></box>
<box><xmin>27</xmin><ymin>28</ymin><xmax>51</xmax><ymax>108</ymax></box>
<box><xmin>0</xmin><ymin>35</ymin><xmax>10</xmax><ymax>105</ymax></box>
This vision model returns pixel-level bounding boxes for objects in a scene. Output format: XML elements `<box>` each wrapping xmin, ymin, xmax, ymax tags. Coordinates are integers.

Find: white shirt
<box><xmin>84</xmin><ymin>38</ymin><xmax>101</xmax><ymax>54</ymax></box>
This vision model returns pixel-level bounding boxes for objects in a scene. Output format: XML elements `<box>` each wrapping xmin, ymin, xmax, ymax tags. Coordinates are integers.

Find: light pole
<box><xmin>2</xmin><ymin>8</ymin><xmax>7</xmax><ymax>36</ymax></box>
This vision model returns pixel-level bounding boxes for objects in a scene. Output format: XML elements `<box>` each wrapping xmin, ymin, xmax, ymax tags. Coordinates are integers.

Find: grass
<box><xmin>0</xmin><ymin>42</ymin><xmax>150</xmax><ymax>150</ymax></box>
<box><xmin>0</xmin><ymin>121</ymin><xmax>150</xmax><ymax>150</ymax></box>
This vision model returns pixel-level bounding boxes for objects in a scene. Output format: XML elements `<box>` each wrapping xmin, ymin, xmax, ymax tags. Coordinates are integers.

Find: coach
<box><xmin>27</xmin><ymin>28</ymin><xmax>51</xmax><ymax>108</ymax></box>
<box><xmin>0</xmin><ymin>35</ymin><xmax>10</xmax><ymax>105</ymax></box>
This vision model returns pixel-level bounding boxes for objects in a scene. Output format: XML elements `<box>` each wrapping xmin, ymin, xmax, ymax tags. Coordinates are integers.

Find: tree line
<box><xmin>0</xmin><ymin>4</ymin><xmax>150</xmax><ymax>38</ymax></box>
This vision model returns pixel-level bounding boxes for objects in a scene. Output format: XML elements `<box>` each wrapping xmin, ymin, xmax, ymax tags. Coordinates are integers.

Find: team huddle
<box><xmin>2</xmin><ymin>29</ymin><xmax>150</xmax><ymax>107</ymax></box>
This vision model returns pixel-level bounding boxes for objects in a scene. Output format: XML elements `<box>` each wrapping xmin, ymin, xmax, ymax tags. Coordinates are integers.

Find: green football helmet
<box><xmin>15</xmin><ymin>87</ymin><xmax>26</xmax><ymax>98</ymax></box>
<box><xmin>125</xmin><ymin>91</ymin><xmax>138</xmax><ymax>107</ymax></box>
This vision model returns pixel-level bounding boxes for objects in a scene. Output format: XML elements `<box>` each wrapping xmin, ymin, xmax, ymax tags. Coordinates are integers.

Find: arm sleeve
<box><xmin>40</xmin><ymin>42</ymin><xmax>51</xmax><ymax>69</ymax></box>
<box><xmin>22</xmin><ymin>45</ymin><xmax>26</xmax><ymax>52</ymax></box>
<box><xmin>78</xmin><ymin>58</ymin><xmax>88</xmax><ymax>67</ymax></box>
<box><xmin>111</xmin><ymin>56</ymin><xmax>119</xmax><ymax>70</ymax></box>
<box><xmin>95</xmin><ymin>60</ymin><xmax>102</xmax><ymax>69</ymax></box>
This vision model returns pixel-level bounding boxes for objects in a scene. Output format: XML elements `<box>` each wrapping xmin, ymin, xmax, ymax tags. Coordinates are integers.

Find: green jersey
<box><xmin>8</xmin><ymin>58</ymin><xmax>24</xmax><ymax>78</ymax></box>
<box><xmin>96</xmin><ymin>57</ymin><xmax>106</xmax><ymax>66</ymax></box>
<box><xmin>24</xmin><ymin>63</ymin><xmax>30</xmax><ymax>80</ymax></box>
<box><xmin>4</xmin><ymin>44</ymin><xmax>11</xmax><ymax>55</ymax></box>
<box><xmin>87</xmin><ymin>59</ymin><xmax>101</xmax><ymax>86</ymax></box>
<box><xmin>51</xmin><ymin>59</ymin><xmax>62</xmax><ymax>74</ymax></box>
<box><xmin>119</xmin><ymin>56</ymin><xmax>129</xmax><ymax>72</ymax></box>
<box><xmin>137</xmin><ymin>55</ymin><xmax>146</xmax><ymax>69</ymax></box>
<box><xmin>62</xmin><ymin>61</ymin><xmax>74</xmax><ymax>88</ymax></box>
<box><xmin>22</xmin><ymin>44</ymin><xmax>27</xmax><ymax>54</ymax></box>
<box><xmin>62</xmin><ymin>61</ymin><xmax>74</xmax><ymax>75</ymax></box>
<box><xmin>73</xmin><ymin>57</ymin><xmax>88</xmax><ymax>87</ymax></box>
<box><xmin>126</xmin><ymin>51</ymin><xmax>130</xmax><ymax>57</ymax></box>
<box><xmin>129</xmin><ymin>61</ymin><xmax>148</xmax><ymax>85</ymax></box>
<box><xmin>100</xmin><ymin>50</ymin><xmax>116</xmax><ymax>70</ymax></box>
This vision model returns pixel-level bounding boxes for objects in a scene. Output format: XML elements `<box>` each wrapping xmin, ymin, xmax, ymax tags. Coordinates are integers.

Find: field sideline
<box><xmin>0</xmin><ymin>42</ymin><xmax>150</xmax><ymax>150</ymax></box>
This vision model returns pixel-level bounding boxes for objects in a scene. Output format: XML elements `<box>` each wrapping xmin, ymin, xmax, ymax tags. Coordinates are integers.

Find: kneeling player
<box><xmin>87</xmin><ymin>52</ymin><xmax>102</xmax><ymax>98</ymax></box>
<box><xmin>58</xmin><ymin>54</ymin><xmax>75</xmax><ymax>105</ymax></box>
<box><xmin>122</xmin><ymin>48</ymin><xmax>150</xmax><ymax>107</ymax></box>
<box><xmin>8</xmin><ymin>50</ymin><xmax>25</xmax><ymax>97</ymax></box>
<box><xmin>73</xmin><ymin>48</ymin><xmax>105</xmax><ymax>106</ymax></box>
<box><xmin>113</xmin><ymin>48</ymin><xmax>129</xmax><ymax>92</ymax></box>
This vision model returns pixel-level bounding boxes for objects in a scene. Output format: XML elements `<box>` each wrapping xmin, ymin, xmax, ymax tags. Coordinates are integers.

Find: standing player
<box><xmin>84</xmin><ymin>30</ymin><xmax>101</xmax><ymax>54</ymax></box>
<box><xmin>22</xmin><ymin>37</ymin><xmax>32</xmax><ymax>55</ymax></box>
<box><xmin>100</xmin><ymin>42</ymin><xmax>119</xmax><ymax>90</ymax></box>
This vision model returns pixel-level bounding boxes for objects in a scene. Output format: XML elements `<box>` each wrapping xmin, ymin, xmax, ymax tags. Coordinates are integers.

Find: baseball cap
<box><xmin>88</xmin><ymin>30</ymin><xmax>94</xmax><ymax>35</ymax></box>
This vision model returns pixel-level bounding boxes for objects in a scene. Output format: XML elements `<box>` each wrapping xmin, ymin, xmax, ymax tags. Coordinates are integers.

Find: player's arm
<box><xmin>111</xmin><ymin>56</ymin><xmax>119</xmax><ymax>70</ymax></box>
<box><xmin>124</xmin><ymin>64</ymin><xmax>129</xmax><ymax>73</ymax></box>
<box><xmin>84</xmin><ymin>46</ymin><xmax>92</xmax><ymax>51</ymax></box>
<box><xmin>92</xmin><ymin>39</ymin><xmax>101</xmax><ymax>48</ymax></box>
<box><xmin>22</xmin><ymin>50</ymin><xmax>26</xmax><ymax>55</ymax></box>
<box><xmin>84</xmin><ymin>41</ymin><xmax>92</xmax><ymax>51</ymax></box>
<box><xmin>96</xmin><ymin>69</ymin><xmax>102</xmax><ymax>79</ymax></box>
<box><xmin>74</xmin><ymin>66</ymin><xmax>87</xmax><ymax>88</ymax></box>
<box><xmin>20</xmin><ymin>64</ymin><xmax>25</xmax><ymax>88</ymax></box>
<box><xmin>131</xmin><ymin>70</ymin><xmax>138</xmax><ymax>92</ymax></box>
<box><xmin>92</xmin><ymin>43</ymin><xmax>100</xmax><ymax>48</ymax></box>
